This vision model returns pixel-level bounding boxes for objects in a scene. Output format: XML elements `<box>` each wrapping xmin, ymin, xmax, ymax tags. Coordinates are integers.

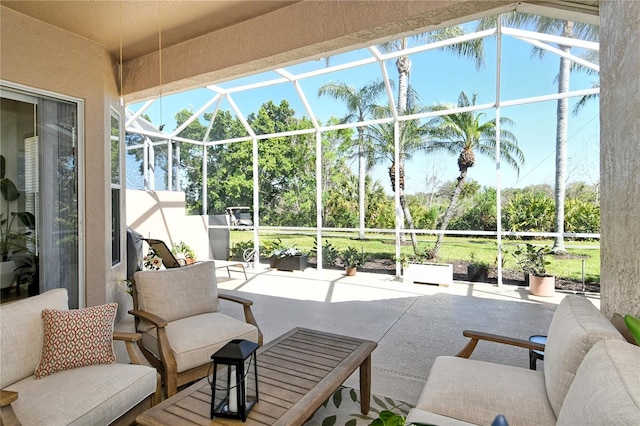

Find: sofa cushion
<box><xmin>415</xmin><ymin>356</ymin><xmax>556</xmax><ymax>426</ymax></box>
<box><xmin>544</xmin><ymin>296</ymin><xmax>624</xmax><ymax>416</ymax></box>
<box><xmin>5</xmin><ymin>363</ymin><xmax>157</xmax><ymax>425</ymax></box>
<box><xmin>141</xmin><ymin>312</ymin><xmax>258</xmax><ymax>373</ymax></box>
<box><xmin>134</xmin><ymin>260</ymin><xmax>220</xmax><ymax>332</ymax></box>
<box><xmin>0</xmin><ymin>288</ymin><xmax>68</xmax><ymax>386</ymax></box>
<box><xmin>34</xmin><ymin>303</ymin><xmax>118</xmax><ymax>378</ymax></box>
<box><xmin>406</xmin><ymin>408</ymin><xmax>478</xmax><ymax>425</ymax></box>
<box><xmin>557</xmin><ymin>339</ymin><xmax>640</xmax><ymax>425</ymax></box>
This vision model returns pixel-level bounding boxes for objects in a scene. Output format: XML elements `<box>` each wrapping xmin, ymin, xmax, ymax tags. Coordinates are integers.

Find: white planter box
<box><xmin>403</xmin><ymin>263</ymin><xmax>453</xmax><ymax>286</ymax></box>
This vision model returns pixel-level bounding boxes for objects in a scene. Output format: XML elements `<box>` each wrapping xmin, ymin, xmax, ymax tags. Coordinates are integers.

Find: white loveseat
<box><xmin>406</xmin><ymin>295</ymin><xmax>640</xmax><ymax>425</ymax></box>
<box><xmin>0</xmin><ymin>289</ymin><xmax>160</xmax><ymax>425</ymax></box>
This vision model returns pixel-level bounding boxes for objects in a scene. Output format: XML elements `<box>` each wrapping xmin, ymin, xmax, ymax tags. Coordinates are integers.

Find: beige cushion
<box><xmin>406</xmin><ymin>408</ymin><xmax>478</xmax><ymax>425</ymax></box>
<box><xmin>134</xmin><ymin>260</ymin><xmax>220</xmax><ymax>332</ymax></box>
<box><xmin>557</xmin><ymin>339</ymin><xmax>640</xmax><ymax>425</ymax></box>
<box><xmin>0</xmin><ymin>288</ymin><xmax>69</xmax><ymax>386</ymax></box>
<box><xmin>5</xmin><ymin>363</ymin><xmax>157</xmax><ymax>426</ymax></box>
<box><xmin>544</xmin><ymin>295</ymin><xmax>624</xmax><ymax>416</ymax></box>
<box><xmin>141</xmin><ymin>312</ymin><xmax>259</xmax><ymax>373</ymax></box>
<box><xmin>416</xmin><ymin>356</ymin><xmax>556</xmax><ymax>426</ymax></box>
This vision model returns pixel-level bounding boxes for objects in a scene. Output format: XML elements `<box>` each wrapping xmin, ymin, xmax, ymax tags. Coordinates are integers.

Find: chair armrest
<box><xmin>1</xmin><ymin>391</ymin><xmax>18</xmax><ymax>408</ymax></box>
<box><xmin>113</xmin><ymin>331</ymin><xmax>147</xmax><ymax>365</ymax></box>
<box><xmin>219</xmin><ymin>293</ymin><xmax>253</xmax><ymax>306</ymax></box>
<box><xmin>219</xmin><ymin>292</ymin><xmax>263</xmax><ymax>346</ymax></box>
<box><xmin>455</xmin><ymin>330</ymin><xmax>546</xmax><ymax>358</ymax></box>
<box><xmin>1</xmin><ymin>390</ymin><xmax>21</xmax><ymax>426</ymax></box>
<box><xmin>128</xmin><ymin>310</ymin><xmax>169</xmax><ymax>328</ymax></box>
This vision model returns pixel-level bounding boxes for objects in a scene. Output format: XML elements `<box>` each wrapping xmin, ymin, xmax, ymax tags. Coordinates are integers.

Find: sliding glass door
<box><xmin>1</xmin><ymin>85</ymin><xmax>81</xmax><ymax>308</ymax></box>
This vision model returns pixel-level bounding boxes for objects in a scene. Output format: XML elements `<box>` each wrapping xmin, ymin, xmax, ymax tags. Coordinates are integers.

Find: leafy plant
<box><xmin>0</xmin><ymin>155</ymin><xmax>36</xmax><ymax>262</ymax></box>
<box><xmin>310</xmin><ymin>239</ymin><xmax>339</xmax><ymax>267</ymax></box>
<box><xmin>341</xmin><ymin>246</ymin><xmax>363</xmax><ymax>268</ymax></box>
<box><xmin>513</xmin><ymin>243</ymin><xmax>551</xmax><ymax>277</ymax></box>
<box><xmin>171</xmin><ymin>241</ymin><xmax>195</xmax><ymax>259</ymax></box>
<box><xmin>369</xmin><ymin>410</ymin><xmax>434</xmax><ymax>426</ymax></box>
<box><xmin>231</xmin><ymin>240</ymin><xmax>253</xmax><ymax>259</ymax></box>
<box><xmin>468</xmin><ymin>252</ymin><xmax>490</xmax><ymax>268</ymax></box>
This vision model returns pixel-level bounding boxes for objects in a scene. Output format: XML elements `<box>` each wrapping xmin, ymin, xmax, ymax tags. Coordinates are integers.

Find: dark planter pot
<box><xmin>467</xmin><ymin>265</ymin><xmax>488</xmax><ymax>282</ymax></box>
<box><xmin>269</xmin><ymin>255</ymin><xmax>307</xmax><ymax>271</ymax></box>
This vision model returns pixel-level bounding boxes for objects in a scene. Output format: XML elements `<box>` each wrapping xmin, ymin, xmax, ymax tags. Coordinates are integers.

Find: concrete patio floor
<box><xmin>214</xmin><ymin>264</ymin><xmax>601</xmax><ymax>405</ymax></box>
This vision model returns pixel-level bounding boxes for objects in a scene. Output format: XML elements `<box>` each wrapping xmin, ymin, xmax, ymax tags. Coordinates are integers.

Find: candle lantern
<box><xmin>210</xmin><ymin>339</ymin><xmax>259</xmax><ymax>421</ymax></box>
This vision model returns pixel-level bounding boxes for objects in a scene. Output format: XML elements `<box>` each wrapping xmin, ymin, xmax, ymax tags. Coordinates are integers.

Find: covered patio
<box><xmin>188</xmin><ymin>266</ymin><xmax>583</xmax><ymax>405</ymax></box>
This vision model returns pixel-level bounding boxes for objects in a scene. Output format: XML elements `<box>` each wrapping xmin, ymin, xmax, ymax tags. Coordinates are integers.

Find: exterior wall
<box><xmin>126</xmin><ymin>190</ymin><xmax>210</xmax><ymax>261</ymax></box>
<box><xmin>600</xmin><ymin>0</ymin><xmax>640</xmax><ymax>318</ymax></box>
<box><xmin>0</xmin><ymin>7</ymin><xmax>126</xmax><ymax>308</ymax></box>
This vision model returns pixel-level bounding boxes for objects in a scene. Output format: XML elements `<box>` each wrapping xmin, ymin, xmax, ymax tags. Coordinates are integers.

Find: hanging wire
<box><xmin>119</xmin><ymin>3</ymin><xmax>124</xmax><ymax>106</ymax></box>
<box><xmin>158</xmin><ymin>2</ymin><xmax>164</xmax><ymax>131</ymax></box>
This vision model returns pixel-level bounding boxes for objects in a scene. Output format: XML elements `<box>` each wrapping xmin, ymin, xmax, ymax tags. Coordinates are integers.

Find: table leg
<box><xmin>359</xmin><ymin>355</ymin><xmax>372</xmax><ymax>414</ymax></box>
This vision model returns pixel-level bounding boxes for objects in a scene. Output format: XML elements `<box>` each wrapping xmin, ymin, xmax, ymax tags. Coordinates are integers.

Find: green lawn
<box><xmin>230</xmin><ymin>231</ymin><xmax>600</xmax><ymax>283</ymax></box>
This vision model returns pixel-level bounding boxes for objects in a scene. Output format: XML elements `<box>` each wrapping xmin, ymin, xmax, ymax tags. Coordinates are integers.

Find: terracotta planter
<box><xmin>345</xmin><ymin>266</ymin><xmax>357</xmax><ymax>276</ymax></box>
<box><xmin>269</xmin><ymin>255</ymin><xmax>307</xmax><ymax>271</ymax></box>
<box><xmin>529</xmin><ymin>275</ymin><xmax>556</xmax><ymax>297</ymax></box>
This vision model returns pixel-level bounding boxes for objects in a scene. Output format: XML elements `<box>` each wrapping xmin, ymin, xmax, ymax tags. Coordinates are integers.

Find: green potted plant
<box><xmin>268</xmin><ymin>239</ymin><xmax>307</xmax><ymax>271</ymax></box>
<box><xmin>171</xmin><ymin>240</ymin><xmax>196</xmax><ymax>264</ymax></box>
<box><xmin>467</xmin><ymin>252</ymin><xmax>490</xmax><ymax>282</ymax></box>
<box><xmin>0</xmin><ymin>155</ymin><xmax>36</xmax><ymax>290</ymax></box>
<box><xmin>340</xmin><ymin>246</ymin><xmax>363</xmax><ymax>276</ymax></box>
<box><xmin>513</xmin><ymin>243</ymin><xmax>555</xmax><ymax>296</ymax></box>
<box><xmin>401</xmin><ymin>247</ymin><xmax>453</xmax><ymax>286</ymax></box>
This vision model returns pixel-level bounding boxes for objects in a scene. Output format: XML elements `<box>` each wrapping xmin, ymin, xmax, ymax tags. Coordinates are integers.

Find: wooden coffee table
<box><xmin>136</xmin><ymin>327</ymin><xmax>377</xmax><ymax>425</ymax></box>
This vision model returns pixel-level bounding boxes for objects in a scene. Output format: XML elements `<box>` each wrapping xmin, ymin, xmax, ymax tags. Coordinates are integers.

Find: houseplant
<box><xmin>467</xmin><ymin>252</ymin><xmax>490</xmax><ymax>282</ymax></box>
<box><xmin>513</xmin><ymin>243</ymin><xmax>555</xmax><ymax>296</ymax></box>
<box><xmin>1</xmin><ymin>155</ymin><xmax>36</xmax><ymax>290</ymax></box>
<box><xmin>171</xmin><ymin>240</ymin><xmax>196</xmax><ymax>264</ymax></box>
<box><xmin>340</xmin><ymin>246</ymin><xmax>363</xmax><ymax>276</ymax></box>
<box><xmin>269</xmin><ymin>240</ymin><xmax>307</xmax><ymax>271</ymax></box>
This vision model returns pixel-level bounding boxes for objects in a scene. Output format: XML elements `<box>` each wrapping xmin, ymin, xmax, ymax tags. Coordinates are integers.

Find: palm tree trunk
<box><xmin>432</xmin><ymin>170</ymin><xmax>467</xmax><ymax>258</ymax></box>
<box><xmin>396</xmin><ymin>56</ymin><xmax>411</xmax><ymax>113</ymax></box>
<box><xmin>399</xmin><ymin>190</ymin><xmax>418</xmax><ymax>253</ymax></box>
<box><xmin>552</xmin><ymin>43</ymin><xmax>571</xmax><ymax>254</ymax></box>
<box><xmin>358</xmin><ymin>142</ymin><xmax>366</xmax><ymax>239</ymax></box>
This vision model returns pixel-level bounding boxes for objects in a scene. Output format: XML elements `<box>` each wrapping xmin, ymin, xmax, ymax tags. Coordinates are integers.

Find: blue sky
<box><xmin>128</xmin><ymin>20</ymin><xmax>600</xmax><ymax>195</ymax></box>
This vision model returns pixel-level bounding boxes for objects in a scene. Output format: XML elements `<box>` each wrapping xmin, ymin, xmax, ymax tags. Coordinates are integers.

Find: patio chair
<box><xmin>129</xmin><ymin>260</ymin><xmax>262</xmax><ymax>397</ymax></box>
<box><xmin>144</xmin><ymin>237</ymin><xmax>248</xmax><ymax>279</ymax></box>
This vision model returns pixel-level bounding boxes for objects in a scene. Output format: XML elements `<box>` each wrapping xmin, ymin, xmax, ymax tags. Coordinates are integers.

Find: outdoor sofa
<box><xmin>0</xmin><ymin>288</ymin><xmax>160</xmax><ymax>425</ymax></box>
<box><xmin>406</xmin><ymin>295</ymin><xmax>640</xmax><ymax>425</ymax></box>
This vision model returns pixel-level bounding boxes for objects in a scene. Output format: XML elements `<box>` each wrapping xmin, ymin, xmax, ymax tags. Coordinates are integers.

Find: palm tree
<box><xmin>318</xmin><ymin>80</ymin><xmax>386</xmax><ymax>239</ymax></box>
<box><xmin>367</xmin><ymin>102</ymin><xmax>431</xmax><ymax>253</ymax></box>
<box><xmin>427</xmin><ymin>91</ymin><xmax>524</xmax><ymax>258</ymax></box>
<box><xmin>378</xmin><ymin>25</ymin><xmax>485</xmax><ymax>244</ymax></box>
<box><xmin>479</xmin><ymin>14</ymin><xmax>598</xmax><ymax>253</ymax></box>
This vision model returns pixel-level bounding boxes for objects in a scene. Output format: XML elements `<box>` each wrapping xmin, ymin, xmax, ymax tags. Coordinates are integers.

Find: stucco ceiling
<box><xmin>0</xmin><ymin>1</ymin><xmax>299</xmax><ymax>62</ymax></box>
<box><xmin>1</xmin><ymin>0</ymin><xmax>598</xmax><ymax>63</ymax></box>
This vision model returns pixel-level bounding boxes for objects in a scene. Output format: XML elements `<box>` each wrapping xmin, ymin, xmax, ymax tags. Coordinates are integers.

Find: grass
<box><xmin>230</xmin><ymin>231</ymin><xmax>600</xmax><ymax>283</ymax></box>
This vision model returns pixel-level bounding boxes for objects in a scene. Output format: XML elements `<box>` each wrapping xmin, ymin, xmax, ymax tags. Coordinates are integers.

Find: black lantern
<box><xmin>210</xmin><ymin>339</ymin><xmax>259</xmax><ymax>421</ymax></box>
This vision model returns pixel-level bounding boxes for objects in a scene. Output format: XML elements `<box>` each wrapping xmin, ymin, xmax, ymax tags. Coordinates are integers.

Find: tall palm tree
<box><xmin>427</xmin><ymin>91</ymin><xmax>524</xmax><ymax>258</ymax></box>
<box><xmin>378</xmin><ymin>25</ymin><xmax>485</xmax><ymax>244</ymax></box>
<box><xmin>479</xmin><ymin>14</ymin><xmax>598</xmax><ymax>253</ymax></box>
<box><xmin>368</xmin><ymin>103</ymin><xmax>431</xmax><ymax>253</ymax></box>
<box><xmin>318</xmin><ymin>80</ymin><xmax>387</xmax><ymax>239</ymax></box>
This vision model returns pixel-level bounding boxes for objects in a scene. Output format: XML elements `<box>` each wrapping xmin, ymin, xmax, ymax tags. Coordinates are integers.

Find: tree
<box><xmin>378</xmin><ymin>25</ymin><xmax>485</xmax><ymax>246</ymax></box>
<box><xmin>367</xmin><ymin>103</ymin><xmax>431</xmax><ymax>253</ymax></box>
<box><xmin>426</xmin><ymin>91</ymin><xmax>524</xmax><ymax>258</ymax></box>
<box><xmin>479</xmin><ymin>13</ymin><xmax>598</xmax><ymax>253</ymax></box>
<box><xmin>318</xmin><ymin>80</ymin><xmax>386</xmax><ymax>238</ymax></box>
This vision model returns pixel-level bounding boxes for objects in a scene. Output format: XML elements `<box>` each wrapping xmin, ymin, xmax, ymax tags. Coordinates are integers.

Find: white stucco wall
<box><xmin>0</xmin><ymin>6</ymin><xmax>125</xmax><ymax>308</ymax></box>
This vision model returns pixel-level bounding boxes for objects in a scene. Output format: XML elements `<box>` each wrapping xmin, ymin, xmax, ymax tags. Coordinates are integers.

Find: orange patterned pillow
<box><xmin>34</xmin><ymin>303</ymin><xmax>118</xmax><ymax>378</ymax></box>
